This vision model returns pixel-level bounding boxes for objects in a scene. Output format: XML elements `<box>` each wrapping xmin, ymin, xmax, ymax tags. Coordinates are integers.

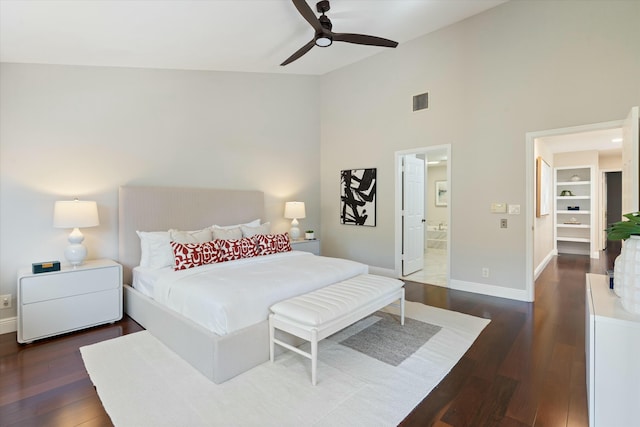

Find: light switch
<box><xmin>491</xmin><ymin>203</ymin><xmax>507</xmax><ymax>213</ymax></box>
<box><xmin>508</xmin><ymin>204</ymin><xmax>521</xmax><ymax>215</ymax></box>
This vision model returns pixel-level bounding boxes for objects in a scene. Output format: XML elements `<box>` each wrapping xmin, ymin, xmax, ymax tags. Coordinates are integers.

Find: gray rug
<box><xmin>334</xmin><ymin>312</ymin><xmax>442</xmax><ymax>366</ymax></box>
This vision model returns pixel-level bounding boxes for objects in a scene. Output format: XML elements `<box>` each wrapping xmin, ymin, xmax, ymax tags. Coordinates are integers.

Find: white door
<box><xmin>622</xmin><ymin>106</ymin><xmax>640</xmax><ymax>214</ymax></box>
<box><xmin>403</xmin><ymin>155</ymin><xmax>425</xmax><ymax>275</ymax></box>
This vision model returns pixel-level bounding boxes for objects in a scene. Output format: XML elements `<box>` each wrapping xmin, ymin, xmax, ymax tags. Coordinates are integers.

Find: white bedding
<box><xmin>132</xmin><ymin>251</ymin><xmax>368</xmax><ymax>336</ymax></box>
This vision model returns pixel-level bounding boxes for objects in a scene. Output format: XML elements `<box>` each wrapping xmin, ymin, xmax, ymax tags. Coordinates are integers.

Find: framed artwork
<box><xmin>536</xmin><ymin>156</ymin><xmax>551</xmax><ymax>217</ymax></box>
<box><xmin>340</xmin><ymin>168</ymin><xmax>376</xmax><ymax>226</ymax></box>
<box><xmin>435</xmin><ymin>180</ymin><xmax>448</xmax><ymax>207</ymax></box>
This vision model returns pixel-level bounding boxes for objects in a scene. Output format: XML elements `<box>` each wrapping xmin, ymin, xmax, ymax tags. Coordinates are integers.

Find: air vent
<box><xmin>413</xmin><ymin>92</ymin><xmax>428</xmax><ymax>111</ymax></box>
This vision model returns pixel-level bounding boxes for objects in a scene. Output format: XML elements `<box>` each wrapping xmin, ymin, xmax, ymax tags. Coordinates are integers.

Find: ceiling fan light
<box><xmin>315</xmin><ymin>34</ymin><xmax>332</xmax><ymax>47</ymax></box>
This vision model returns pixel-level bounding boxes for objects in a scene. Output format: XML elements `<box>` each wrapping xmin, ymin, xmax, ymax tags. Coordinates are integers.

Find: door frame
<box><xmin>394</xmin><ymin>144</ymin><xmax>451</xmax><ymax>281</ymax></box>
<box><xmin>525</xmin><ymin>120</ymin><xmax>624</xmax><ymax>301</ymax></box>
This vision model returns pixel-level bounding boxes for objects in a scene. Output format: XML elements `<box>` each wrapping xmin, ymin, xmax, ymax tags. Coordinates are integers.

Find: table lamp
<box><xmin>53</xmin><ymin>199</ymin><xmax>99</xmax><ymax>266</ymax></box>
<box><xmin>284</xmin><ymin>201</ymin><xmax>306</xmax><ymax>241</ymax></box>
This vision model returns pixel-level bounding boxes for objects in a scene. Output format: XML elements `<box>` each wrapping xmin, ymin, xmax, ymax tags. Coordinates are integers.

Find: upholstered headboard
<box><xmin>118</xmin><ymin>186</ymin><xmax>264</xmax><ymax>284</ymax></box>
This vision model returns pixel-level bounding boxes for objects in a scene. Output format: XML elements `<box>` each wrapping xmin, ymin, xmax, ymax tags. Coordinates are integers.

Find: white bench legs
<box><xmin>269</xmin><ymin>275</ymin><xmax>405</xmax><ymax>385</ymax></box>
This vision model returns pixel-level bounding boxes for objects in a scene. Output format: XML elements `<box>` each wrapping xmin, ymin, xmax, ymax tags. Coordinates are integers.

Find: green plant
<box><xmin>606</xmin><ymin>212</ymin><xmax>640</xmax><ymax>240</ymax></box>
<box><xmin>305</xmin><ymin>230</ymin><xmax>314</xmax><ymax>233</ymax></box>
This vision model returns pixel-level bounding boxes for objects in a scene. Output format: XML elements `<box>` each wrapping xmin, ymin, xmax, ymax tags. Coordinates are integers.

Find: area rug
<box><xmin>80</xmin><ymin>301</ymin><xmax>489</xmax><ymax>427</ymax></box>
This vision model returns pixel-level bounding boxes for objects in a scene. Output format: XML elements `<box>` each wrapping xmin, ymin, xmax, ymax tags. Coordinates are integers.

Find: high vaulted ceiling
<box><xmin>0</xmin><ymin>0</ymin><xmax>507</xmax><ymax>75</ymax></box>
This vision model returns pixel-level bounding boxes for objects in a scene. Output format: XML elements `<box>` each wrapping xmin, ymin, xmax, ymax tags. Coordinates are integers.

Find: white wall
<box><xmin>319</xmin><ymin>0</ymin><xmax>640</xmax><ymax>298</ymax></box>
<box><xmin>0</xmin><ymin>63</ymin><xmax>320</xmax><ymax>321</ymax></box>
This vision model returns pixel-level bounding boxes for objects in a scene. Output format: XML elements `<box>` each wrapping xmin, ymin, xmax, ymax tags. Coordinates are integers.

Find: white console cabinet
<box><xmin>585</xmin><ymin>274</ymin><xmax>640</xmax><ymax>426</ymax></box>
<box><xmin>17</xmin><ymin>259</ymin><xmax>122</xmax><ymax>343</ymax></box>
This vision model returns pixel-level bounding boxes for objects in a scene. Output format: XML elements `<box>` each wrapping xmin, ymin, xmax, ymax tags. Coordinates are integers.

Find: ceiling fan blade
<box><xmin>292</xmin><ymin>0</ymin><xmax>323</xmax><ymax>33</ymax></box>
<box><xmin>281</xmin><ymin>40</ymin><xmax>316</xmax><ymax>66</ymax></box>
<box><xmin>333</xmin><ymin>33</ymin><xmax>398</xmax><ymax>48</ymax></box>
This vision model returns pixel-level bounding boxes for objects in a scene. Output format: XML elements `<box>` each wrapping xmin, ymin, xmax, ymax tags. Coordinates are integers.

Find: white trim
<box><xmin>0</xmin><ymin>316</ymin><xmax>17</xmax><ymax>335</ymax></box>
<box><xmin>526</xmin><ymin>119</ymin><xmax>624</xmax><ymax>303</ymax></box>
<box><xmin>449</xmin><ymin>279</ymin><xmax>530</xmax><ymax>302</ymax></box>
<box><xmin>534</xmin><ymin>249</ymin><xmax>556</xmax><ymax>280</ymax></box>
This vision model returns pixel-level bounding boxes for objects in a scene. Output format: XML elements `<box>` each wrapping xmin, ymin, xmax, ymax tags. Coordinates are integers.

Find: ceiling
<box><xmin>538</xmin><ymin>127</ymin><xmax>623</xmax><ymax>156</ymax></box>
<box><xmin>0</xmin><ymin>0</ymin><xmax>507</xmax><ymax>76</ymax></box>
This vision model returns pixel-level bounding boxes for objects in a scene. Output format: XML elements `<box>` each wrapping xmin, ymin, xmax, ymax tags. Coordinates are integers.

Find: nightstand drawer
<box><xmin>21</xmin><ymin>289</ymin><xmax>121</xmax><ymax>341</ymax></box>
<box><xmin>20</xmin><ymin>266</ymin><xmax>119</xmax><ymax>304</ymax></box>
<box><xmin>290</xmin><ymin>239</ymin><xmax>320</xmax><ymax>255</ymax></box>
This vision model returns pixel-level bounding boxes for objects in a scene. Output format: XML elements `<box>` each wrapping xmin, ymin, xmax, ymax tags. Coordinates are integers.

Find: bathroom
<box><xmin>403</xmin><ymin>152</ymin><xmax>449</xmax><ymax>286</ymax></box>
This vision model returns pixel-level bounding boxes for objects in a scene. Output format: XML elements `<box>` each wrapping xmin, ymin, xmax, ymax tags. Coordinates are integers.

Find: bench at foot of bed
<box><xmin>268</xmin><ymin>274</ymin><xmax>405</xmax><ymax>385</ymax></box>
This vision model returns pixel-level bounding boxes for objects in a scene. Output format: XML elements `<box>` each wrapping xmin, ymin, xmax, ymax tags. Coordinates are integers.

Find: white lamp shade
<box><xmin>53</xmin><ymin>200</ymin><xmax>99</xmax><ymax>228</ymax></box>
<box><xmin>284</xmin><ymin>201</ymin><xmax>306</xmax><ymax>219</ymax></box>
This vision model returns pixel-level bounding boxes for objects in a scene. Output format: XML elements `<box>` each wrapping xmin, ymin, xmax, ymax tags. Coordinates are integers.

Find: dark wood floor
<box><xmin>0</xmin><ymin>247</ymin><xmax>618</xmax><ymax>427</ymax></box>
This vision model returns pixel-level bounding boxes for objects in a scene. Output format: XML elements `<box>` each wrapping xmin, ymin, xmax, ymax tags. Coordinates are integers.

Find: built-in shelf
<box><xmin>555</xmin><ymin>166</ymin><xmax>594</xmax><ymax>257</ymax></box>
<box><xmin>557</xmin><ymin>210</ymin><xmax>590</xmax><ymax>214</ymax></box>
<box><xmin>557</xmin><ymin>236</ymin><xmax>590</xmax><ymax>243</ymax></box>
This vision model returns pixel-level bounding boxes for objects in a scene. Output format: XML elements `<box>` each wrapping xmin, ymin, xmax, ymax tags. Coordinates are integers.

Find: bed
<box><xmin>119</xmin><ymin>186</ymin><xmax>368</xmax><ymax>383</ymax></box>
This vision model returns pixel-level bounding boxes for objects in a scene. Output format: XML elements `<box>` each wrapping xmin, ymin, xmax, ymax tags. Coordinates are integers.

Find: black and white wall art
<box><xmin>340</xmin><ymin>168</ymin><xmax>376</xmax><ymax>226</ymax></box>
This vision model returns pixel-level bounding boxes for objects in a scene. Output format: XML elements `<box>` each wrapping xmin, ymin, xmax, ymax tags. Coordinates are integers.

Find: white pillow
<box><xmin>212</xmin><ymin>227</ymin><xmax>243</xmax><ymax>240</ymax></box>
<box><xmin>169</xmin><ymin>228</ymin><xmax>212</xmax><ymax>243</ymax></box>
<box><xmin>241</xmin><ymin>222</ymin><xmax>271</xmax><ymax>237</ymax></box>
<box><xmin>211</xmin><ymin>219</ymin><xmax>261</xmax><ymax>230</ymax></box>
<box><xmin>136</xmin><ymin>231</ymin><xmax>173</xmax><ymax>269</ymax></box>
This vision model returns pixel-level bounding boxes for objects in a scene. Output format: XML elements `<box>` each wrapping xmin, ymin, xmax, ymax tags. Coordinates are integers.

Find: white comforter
<box><xmin>143</xmin><ymin>251</ymin><xmax>368</xmax><ymax>336</ymax></box>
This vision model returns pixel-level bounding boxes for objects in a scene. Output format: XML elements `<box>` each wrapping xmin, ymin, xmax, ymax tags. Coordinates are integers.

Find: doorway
<box><xmin>394</xmin><ymin>145</ymin><xmax>451</xmax><ymax>287</ymax></box>
<box><xmin>526</xmin><ymin>107</ymin><xmax>638</xmax><ymax>301</ymax></box>
<box><xmin>604</xmin><ymin>171</ymin><xmax>622</xmax><ymax>249</ymax></box>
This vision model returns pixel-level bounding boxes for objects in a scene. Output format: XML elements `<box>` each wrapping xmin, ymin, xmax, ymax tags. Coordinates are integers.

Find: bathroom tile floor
<box><xmin>403</xmin><ymin>248</ymin><xmax>447</xmax><ymax>286</ymax></box>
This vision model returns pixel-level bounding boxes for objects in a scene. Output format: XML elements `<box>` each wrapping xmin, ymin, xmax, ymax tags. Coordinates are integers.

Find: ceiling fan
<box><xmin>281</xmin><ymin>0</ymin><xmax>399</xmax><ymax>66</ymax></box>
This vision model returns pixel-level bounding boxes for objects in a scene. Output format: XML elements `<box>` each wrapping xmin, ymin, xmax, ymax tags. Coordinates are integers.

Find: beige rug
<box><xmin>81</xmin><ymin>301</ymin><xmax>489</xmax><ymax>426</ymax></box>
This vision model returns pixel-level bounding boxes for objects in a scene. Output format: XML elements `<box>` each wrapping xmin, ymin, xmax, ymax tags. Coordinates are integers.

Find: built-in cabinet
<box><xmin>585</xmin><ymin>274</ymin><xmax>640</xmax><ymax>426</ymax></box>
<box><xmin>555</xmin><ymin>166</ymin><xmax>595</xmax><ymax>257</ymax></box>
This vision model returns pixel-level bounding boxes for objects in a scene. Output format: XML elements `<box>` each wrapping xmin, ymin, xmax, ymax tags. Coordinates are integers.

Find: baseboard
<box><xmin>0</xmin><ymin>316</ymin><xmax>17</xmax><ymax>335</ymax></box>
<box><xmin>535</xmin><ymin>250</ymin><xmax>556</xmax><ymax>280</ymax></box>
<box><xmin>368</xmin><ymin>266</ymin><xmax>397</xmax><ymax>278</ymax></box>
<box><xmin>449</xmin><ymin>279</ymin><xmax>531</xmax><ymax>302</ymax></box>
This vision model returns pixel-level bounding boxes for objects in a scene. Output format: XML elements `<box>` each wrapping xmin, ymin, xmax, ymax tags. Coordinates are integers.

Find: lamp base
<box><xmin>65</xmin><ymin>243</ymin><xmax>87</xmax><ymax>267</ymax></box>
<box><xmin>289</xmin><ymin>218</ymin><xmax>302</xmax><ymax>241</ymax></box>
<box><xmin>65</xmin><ymin>228</ymin><xmax>87</xmax><ymax>267</ymax></box>
<box><xmin>289</xmin><ymin>226</ymin><xmax>301</xmax><ymax>241</ymax></box>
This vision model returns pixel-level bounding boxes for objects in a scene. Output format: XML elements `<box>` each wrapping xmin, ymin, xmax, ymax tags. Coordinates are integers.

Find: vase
<box><xmin>613</xmin><ymin>235</ymin><xmax>640</xmax><ymax>314</ymax></box>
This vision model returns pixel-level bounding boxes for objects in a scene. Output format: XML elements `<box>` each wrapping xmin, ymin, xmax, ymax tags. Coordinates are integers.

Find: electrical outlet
<box><xmin>482</xmin><ymin>268</ymin><xmax>489</xmax><ymax>278</ymax></box>
<box><xmin>500</xmin><ymin>218</ymin><xmax>508</xmax><ymax>228</ymax></box>
<box><xmin>1</xmin><ymin>294</ymin><xmax>11</xmax><ymax>309</ymax></box>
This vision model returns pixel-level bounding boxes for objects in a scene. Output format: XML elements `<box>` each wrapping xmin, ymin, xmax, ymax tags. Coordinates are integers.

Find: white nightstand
<box><xmin>291</xmin><ymin>239</ymin><xmax>320</xmax><ymax>255</ymax></box>
<box><xmin>17</xmin><ymin>259</ymin><xmax>123</xmax><ymax>343</ymax></box>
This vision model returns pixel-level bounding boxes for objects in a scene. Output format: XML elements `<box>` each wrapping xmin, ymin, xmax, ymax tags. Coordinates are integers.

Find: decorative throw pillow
<box><xmin>240</xmin><ymin>222</ymin><xmax>271</xmax><ymax>238</ymax></box>
<box><xmin>136</xmin><ymin>231</ymin><xmax>173</xmax><ymax>269</ymax></box>
<box><xmin>212</xmin><ymin>227</ymin><xmax>243</xmax><ymax>240</ymax></box>
<box><xmin>169</xmin><ymin>228</ymin><xmax>213</xmax><ymax>243</ymax></box>
<box><xmin>170</xmin><ymin>241</ymin><xmax>219</xmax><ymax>271</ymax></box>
<box><xmin>215</xmin><ymin>237</ymin><xmax>258</xmax><ymax>262</ymax></box>
<box><xmin>256</xmin><ymin>233</ymin><xmax>292</xmax><ymax>256</ymax></box>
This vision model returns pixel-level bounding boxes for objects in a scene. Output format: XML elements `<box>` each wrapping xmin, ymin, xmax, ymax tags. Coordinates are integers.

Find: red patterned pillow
<box><xmin>256</xmin><ymin>233</ymin><xmax>292</xmax><ymax>256</ymax></box>
<box><xmin>215</xmin><ymin>237</ymin><xmax>258</xmax><ymax>262</ymax></box>
<box><xmin>170</xmin><ymin>241</ymin><xmax>219</xmax><ymax>271</ymax></box>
